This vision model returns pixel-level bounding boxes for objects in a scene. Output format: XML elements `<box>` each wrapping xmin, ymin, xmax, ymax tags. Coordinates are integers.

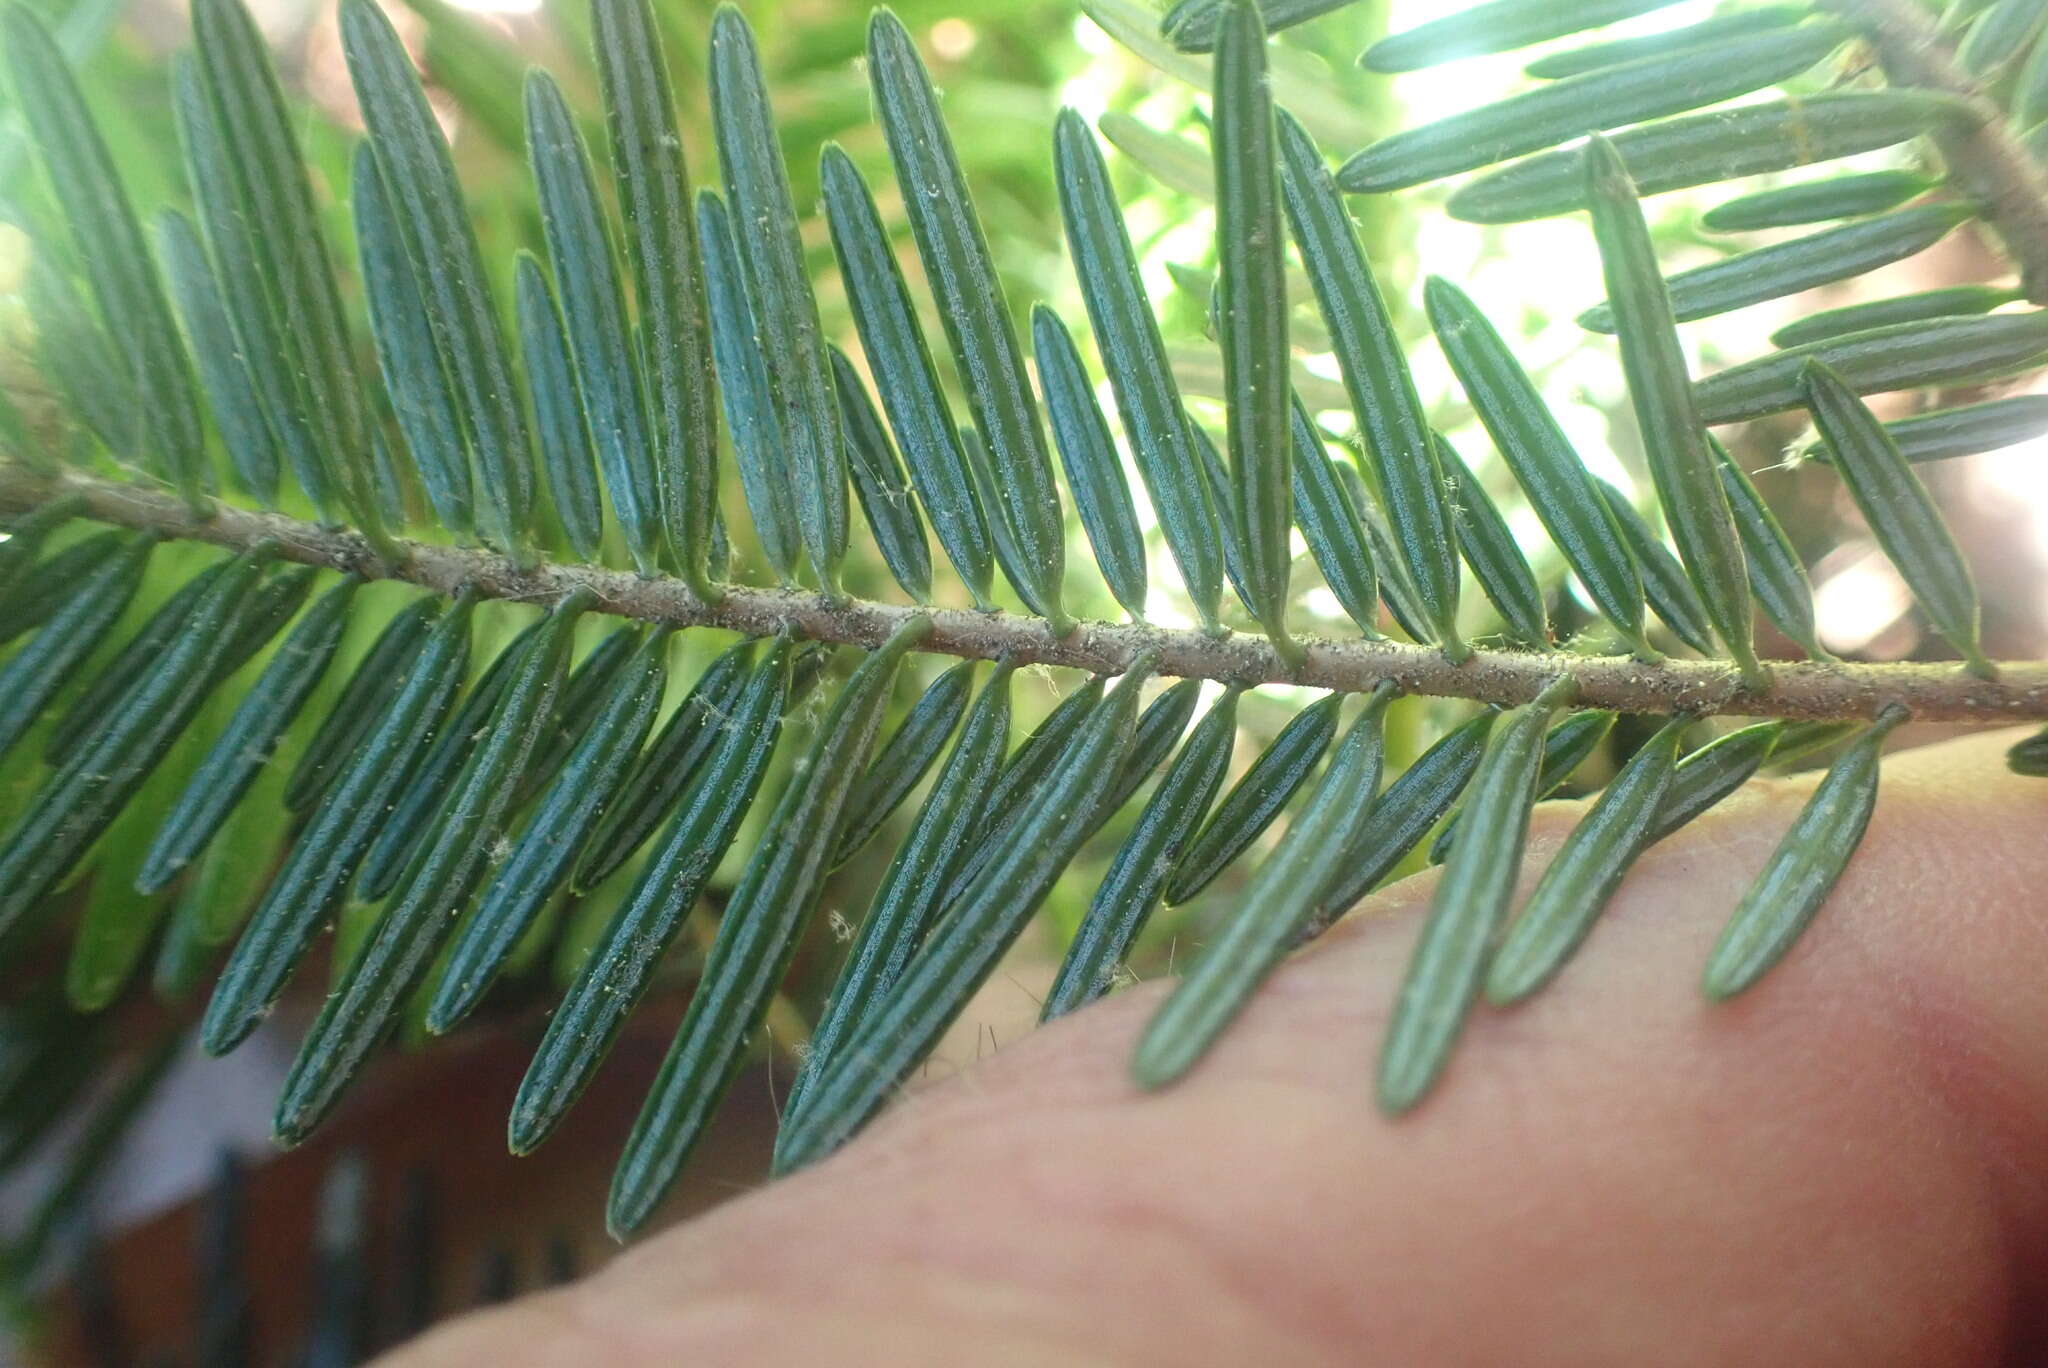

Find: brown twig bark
<box><xmin>6</xmin><ymin>464</ymin><xmax>2047</xmax><ymax>723</ymax></box>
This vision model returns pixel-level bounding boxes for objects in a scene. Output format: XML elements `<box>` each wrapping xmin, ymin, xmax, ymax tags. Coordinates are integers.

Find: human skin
<box><xmin>382</xmin><ymin>727</ymin><xmax>2048</xmax><ymax>1366</ymax></box>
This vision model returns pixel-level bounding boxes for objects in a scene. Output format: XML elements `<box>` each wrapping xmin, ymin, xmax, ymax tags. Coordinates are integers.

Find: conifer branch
<box><xmin>7</xmin><ymin>463</ymin><xmax>2045</xmax><ymax>723</ymax></box>
<box><xmin>1826</xmin><ymin>0</ymin><xmax>2048</xmax><ymax>302</ymax></box>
